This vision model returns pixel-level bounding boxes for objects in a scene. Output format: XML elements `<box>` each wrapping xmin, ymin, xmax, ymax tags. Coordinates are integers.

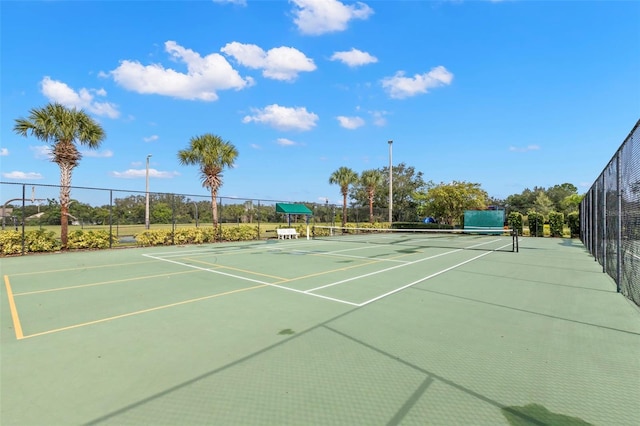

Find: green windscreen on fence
<box><xmin>464</xmin><ymin>210</ymin><xmax>505</xmax><ymax>229</ymax></box>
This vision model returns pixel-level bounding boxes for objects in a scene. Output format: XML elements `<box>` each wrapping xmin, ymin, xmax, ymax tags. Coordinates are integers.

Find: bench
<box><xmin>277</xmin><ymin>228</ymin><xmax>299</xmax><ymax>239</ymax></box>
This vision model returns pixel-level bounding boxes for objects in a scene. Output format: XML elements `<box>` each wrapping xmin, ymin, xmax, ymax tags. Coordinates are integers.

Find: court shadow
<box><xmin>502</xmin><ymin>403</ymin><xmax>592</xmax><ymax>425</ymax></box>
<box><xmin>559</xmin><ymin>238</ymin><xmax>587</xmax><ymax>249</ymax></box>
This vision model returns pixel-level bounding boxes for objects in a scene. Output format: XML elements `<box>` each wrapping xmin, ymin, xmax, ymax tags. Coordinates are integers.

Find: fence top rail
<box><xmin>0</xmin><ymin>181</ymin><xmax>338</xmax><ymax>207</ymax></box>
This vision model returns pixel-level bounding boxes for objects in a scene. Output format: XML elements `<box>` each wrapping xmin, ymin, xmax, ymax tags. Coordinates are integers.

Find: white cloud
<box><xmin>143</xmin><ymin>135</ymin><xmax>159</xmax><ymax>142</ymax></box>
<box><xmin>277</xmin><ymin>138</ymin><xmax>298</xmax><ymax>146</ymax></box>
<box><xmin>81</xmin><ymin>149</ymin><xmax>113</xmax><ymax>158</ymax></box>
<box><xmin>0</xmin><ymin>148</ymin><xmax>8</xmax><ymax>156</ymax></box>
<box><xmin>291</xmin><ymin>0</ymin><xmax>374</xmax><ymax>35</ymax></box>
<box><xmin>330</xmin><ymin>48</ymin><xmax>377</xmax><ymax>67</ymax></box>
<box><xmin>242</xmin><ymin>104</ymin><xmax>319</xmax><ymax>131</ymax></box>
<box><xmin>250</xmin><ymin>144</ymin><xmax>261</xmax><ymax>150</ymax></box>
<box><xmin>110</xmin><ymin>41</ymin><xmax>254</xmax><ymax>101</ymax></box>
<box><xmin>29</xmin><ymin>145</ymin><xmax>52</xmax><ymax>160</ymax></box>
<box><xmin>110</xmin><ymin>168</ymin><xmax>180</xmax><ymax>179</ymax></box>
<box><xmin>381</xmin><ymin>66</ymin><xmax>454</xmax><ymax>99</ymax></box>
<box><xmin>40</xmin><ymin>76</ymin><xmax>120</xmax><ymax>118</ymax></box>
<box><xmin>509</xmin><ymin>145</ymin><xmax>541</xmax><ymax>152</ymax></box>
<box><xmin>221</xmin><ymin>42</ymin><xmax>316</xmax><ymax>81</ymax></box>
<box><xmin>337</xmin><ymin>116</ymin><xmax>365</xmax><ymax>129</ymax></box>
<box><xmin>2</xmin><ymin>171</ymin><xmax>43</xmax><ymax>180</ymax></box>
<box><xmin>212</xmin><ymin>0</ymin><xmax>247</xmax><ymax>5</ymax></box>
<box><xmin>369</xmin><ymin>110</ymin><xmax>388</xmax><ymax>127</ymax></box>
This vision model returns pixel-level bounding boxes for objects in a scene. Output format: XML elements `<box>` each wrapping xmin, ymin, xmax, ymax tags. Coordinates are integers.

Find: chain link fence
<box><xmin>581</xmin><ymin>119</ymin><xmax>640</xmax><ymax>307</ymax></box>
<box><xmin>0</xmin><ymin>182</ymin><xmax>409</xmax><ymax>249</ymax></box>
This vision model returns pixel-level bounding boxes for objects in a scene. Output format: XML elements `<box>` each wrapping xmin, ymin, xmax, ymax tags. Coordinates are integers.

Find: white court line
<box><xmin>286</xmin><ymin>249</ymin><xmax>410</xmax><ymax>263</ymax></box>
<box><xmin>306</xmin><ymin>238</ymin><xmax>502</xmax><ymax>293</ymax></box>
<box><xmin>142</xmin><ymin>253</ymin><xmax>359</xmax><ymax>306</ymax></box>
<box><xmin>143</xmin><ymin>235</ymin><xmax>512</xmax><ymax>307</ymax></box>
<box><xmin>356</xmin><ymin>241</ymin><xmax>515</xmax><ymax>307</ymax></box>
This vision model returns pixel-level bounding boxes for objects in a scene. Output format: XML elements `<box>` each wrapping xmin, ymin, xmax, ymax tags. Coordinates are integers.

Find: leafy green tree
<box><xmin>383</xmin><ymin>163</ymin><xmax>426</xmax><ymax>221</ymax></box>
<box><xmin>359</xmin><ymin>169</ymin><xmax>383</xmax><ymax>223</ymax></box>
<box><xmin>533</xmin><ymin>192</ymin><xmax>554</xmax><ymax>217</ymax></box>
<box><xmin>220</xmin><ymin>203</ymin><xmax>246</xmax><ymax>223</ymax></box>
<box><xmin>177</xmin><ymin>134</ymin><xmax>238</xmax><ymax>227</ymax></box>
<box><xmin>93</xmin><ymin>207</ymin><xmax>111</xmax><ymax>225</ymax></box>
<box><xmin>351</xmin><ymin>163</ymin><xmax>426</xmax><ymax>222</ymax></box>
<box><xmin>68</xmin><ymin>200</ymin><xmax>94</xmax><ymax>225</ymax></box>
<box><xmin>113</xmin><ymin>195</ymin><xmax>145</xmax><ymax>224</ymax></box>
<box><xmin>415</xmin><ymin>181</ymin><xmax>488</xmax><ymax>226</ymax></box>
<box><xmin>329</xmin><ymin>167</ymin><xmax>359</xmax><ymax>226</ymax></box>
<box><xmin>546</xmin><ymin>183</ymin><xmax>578</xmax><ymax>210</ymax></box>
<box><xmin>505</xmin><ymin>188</ymin><xmax>539</xmax><ymax>214</ymax></box>
<box><xmin>559</xmin><ymin>193</ymin><xmax>583</xmax><ymax>216</ymax></box>
<box><xmin>151</xmin><ymin>202</ymin><xmax>173</xmax><ymax>224</ymax></box>
<box><xmin>14</xmin><ymin>103</ymin><xmax>106</xmax><ymax>248</ymax></box>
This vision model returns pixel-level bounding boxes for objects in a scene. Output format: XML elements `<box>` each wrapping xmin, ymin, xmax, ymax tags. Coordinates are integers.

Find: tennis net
<box><xmin>311</xmin><ymin>226</ymin><xmax>519</xmax><ymax>253</ymax></box>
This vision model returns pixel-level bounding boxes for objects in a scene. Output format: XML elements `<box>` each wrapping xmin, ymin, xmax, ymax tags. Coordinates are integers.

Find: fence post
<box><xmin>21</xmin><ymin>184</ymin><xmax>26</xmax><ymax>255</ymax></box>
<box><xmin>602</xmin><ymin>171</ymin><xmax>607</xmax><ymax>273</ymax></box>
<box><xmin>171</xmin><ymin>195</ymin><xmax>176</xmax><ymax>245</ymax></box>
<box><xmin>616</xmin><ymin>153</ymin><xmax>622</xmax><ymax>293</ymax></box>
<box><xmin>109</xmin><ymin>190</ymin><xmax>113</xmax><ymax>249</ymax></box>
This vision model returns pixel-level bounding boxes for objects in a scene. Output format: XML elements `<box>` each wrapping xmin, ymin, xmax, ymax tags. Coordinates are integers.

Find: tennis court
<box><xmin>1</xmin><ymin>232</ymin><xmax>639</xmax><ymax>425</ymax></box>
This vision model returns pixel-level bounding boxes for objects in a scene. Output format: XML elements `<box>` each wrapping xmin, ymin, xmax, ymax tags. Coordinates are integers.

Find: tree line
<box><xmin>11</xmin><ymin>102</ymin><xmax>583</xmax><ymax>249</ymax></box>
<box><xmin>330</xmin><ymin>164</ymin><xmax>582</xmax><ymax>226</ymax></box>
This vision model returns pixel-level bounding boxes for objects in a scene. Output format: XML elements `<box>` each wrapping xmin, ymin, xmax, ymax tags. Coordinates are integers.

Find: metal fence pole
<box><xmin>21</xmin><ymin>184</ymin><xmax>26</xmax><ymax>255</ymax></box>
<box><xmin>109</xmin><ymin>190</ymin><xmax>113</xmax><ymax>249</ymax></box>
<box><xmin>616</xmin><ymin>152</ymin><xmax>622</xmax><ymax>293</ymax></box>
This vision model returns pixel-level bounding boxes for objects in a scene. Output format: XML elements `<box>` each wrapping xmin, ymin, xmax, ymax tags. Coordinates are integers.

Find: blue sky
<box><xmin>1</xmin><ymin>0</ymin><xmax>639</xmax><ymax>206</ymax></box>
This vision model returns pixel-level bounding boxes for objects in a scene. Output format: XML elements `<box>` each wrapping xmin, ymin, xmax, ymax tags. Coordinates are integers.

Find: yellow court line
<box><xmin>4</xmin><ymin>275</ymin><xmax>24</xmax><ymax>339</ymax></box>
<box><xmin>20</xmin><ymin>283</ymin><xmax>268</xmax><ymax>340</ymax></box>
<box><xmin>184</xmin><ymin>257</ymin><xmax>288</xmax><ymax>281</ymax></box>
<box><xmin>272</xmin><ymin>250</ymin><xmax>419</xmax><ymax>284</ymax></box>
<box><xmin>274</xmin><ymin>259</ymin><xmax>382</xmax><ymax>284</ymax></box>
<box><xmin>8</xmin><ymin>260</ymin><xmax>159</xmax><ymax>277</ymax></box>
<box><xmin>14</xmin><ymin>270</ymin><xmax>202</xmax><ymax>296</ymax></box>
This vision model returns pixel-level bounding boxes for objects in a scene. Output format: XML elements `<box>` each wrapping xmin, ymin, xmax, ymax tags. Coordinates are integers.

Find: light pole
<box><xmin>388</xmin><ymin>140</ymin><xmax>393</xmax><ymax>224</ymax></box>
<box><xmin>145</xmin><ymin>154</ymin><xmax>152</xmax><ymax>230</ymax></box>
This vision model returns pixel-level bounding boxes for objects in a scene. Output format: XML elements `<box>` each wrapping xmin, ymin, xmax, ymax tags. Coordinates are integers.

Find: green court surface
<box><xmin>1</xmin><ymin>235</ymin><xmax>639</xmax><ymax>425</ymax></box>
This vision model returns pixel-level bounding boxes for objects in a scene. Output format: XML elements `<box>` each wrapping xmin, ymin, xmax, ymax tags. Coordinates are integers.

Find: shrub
<box><xmin>135</xmin><ymin>230</ymin><xmax>173</xmax><ymax>247</ymax></box>
<box><xmin>0</xmin><ymin>231</ymin><xmax>24</xmax><ymax>255</ymax></box>
<box><xmin>0</xmin><ymin>229</ymin><xmax>60</xmax><ymax>255</ymax></box>
<box><xmin>135</xmin><ymin>226</ymin><xmax>258</xmax><ymax>246</ymax></box>
<box><xmin>527</xmin><ymin>211</ymin><xmax>545</xmax><ymax>237</ymax></box>
<box><xmin>507</xmin><ymin>212</ymin><xmax>523</xmax><ymax>236</ymax></box>
<box><xmin>567</xmin><ymin>212</ymin><xmax>580</xmax><ymax>237</ymax></box>
<box><xmin>67</xmin><ymin>230</ymin><xmax>118</xmax><ymax>249</ymax></box>
<box><xmin>548</xmin><ymin>211</ymin><xmax>565</xmax><ymax>237</ymax></box>
<box><xmin>25</xmin><ymin>229</ymin><xmax>60</xmax><ymax>252</ymax></box>
<box><xmin>220</xmin><ymin>225</ymin><xmax>259</xmax><ymax>241</ymax></box>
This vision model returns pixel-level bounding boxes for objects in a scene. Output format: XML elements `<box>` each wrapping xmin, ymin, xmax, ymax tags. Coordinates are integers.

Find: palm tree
<box><xmin>14</xmin><ymin>103</ymin><xmax>105</xmax><ymax>249</ymax></box>
<box><xmin>360</xmin><ymin>169</ymin><xmax>383</xmax><ymax>223</ymax></box>
<box><xmin>329</xmin><ymin>167</ymin><xmax>358</xmax><ymax>227</ymax></box>
<box><xmin>177</xmin><ymin>133</ymin><xmax>238</xmax><ymax>227</ymax></box>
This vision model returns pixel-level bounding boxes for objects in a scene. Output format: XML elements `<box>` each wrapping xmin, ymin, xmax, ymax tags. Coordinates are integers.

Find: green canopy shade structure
<box><xmin>276</xmin><ymin>203</ymin><xmax>313</xmax><ymax>227</ymax></box>
<box><xmin>275</xmin><ymin>203</ymin><xmax>313</xmax><ymax>215</ymax></box>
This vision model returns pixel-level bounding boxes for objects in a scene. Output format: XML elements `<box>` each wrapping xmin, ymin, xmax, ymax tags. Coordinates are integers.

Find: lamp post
<box><xmin>145</xmin><ymin>154</ymin><xmax>152</xmax><ymax>230</ymax></box>
<box><xmin>388</xmin><ymin>140</ymin><xmax>393</xmax><ymax>224</ymax></box>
